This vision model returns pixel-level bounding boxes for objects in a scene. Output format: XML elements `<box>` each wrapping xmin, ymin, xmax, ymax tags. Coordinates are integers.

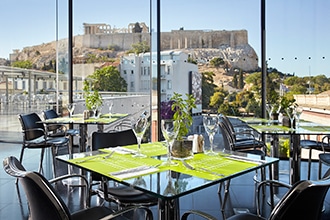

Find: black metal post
<box><xmin>261</xmin><ymin>0</ymin><xmax>266</xmax><ymax>118</ymax></box>
<box><xmin>156</xmin><ymin>0</ymin><xmax>161</xmax><ymax>141</ymax></box>
<box><xmin>68</xmin><ymin>0</ymin><xmax>73</xmax><ymax>104</ymax></box>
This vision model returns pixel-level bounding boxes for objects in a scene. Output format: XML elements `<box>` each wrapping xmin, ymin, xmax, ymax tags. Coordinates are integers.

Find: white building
<box><xmin>120</xmin><ymin>50</ymin><xmax>202</xmax><ymax>114</ymax></box>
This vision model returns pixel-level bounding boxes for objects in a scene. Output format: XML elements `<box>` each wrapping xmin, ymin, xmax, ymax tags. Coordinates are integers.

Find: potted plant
<box><xmin>83</xmin><ymin>80</ymin><xmax>103</xmax><ymax>117</ymax></box>
<box><xmin>279</xmin><ymin>95</ymin><xmax>297</xmax><ymax>127</ymax></box>
<box><xmin>161</xmin><ymin>92</ymin><xmax>196</xmax><ymax>158</ymax></box>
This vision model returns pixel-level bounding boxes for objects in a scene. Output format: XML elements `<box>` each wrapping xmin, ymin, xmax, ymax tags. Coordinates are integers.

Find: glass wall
<box><xmin>1</xmin><ymin>0</ymin><xmax>329</xmax><ymax>129</ymax></box>
<box><xmin>266</xmin><ymin>1</ymin><xmax>329</xmax><ymax>78</ymax></box>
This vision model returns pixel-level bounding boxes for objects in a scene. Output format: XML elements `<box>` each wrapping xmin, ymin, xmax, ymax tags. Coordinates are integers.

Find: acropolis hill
<box><xmin>12</xmin><ymin>22</ymin><xmax>258</xmax><ymax>72</ymax></box>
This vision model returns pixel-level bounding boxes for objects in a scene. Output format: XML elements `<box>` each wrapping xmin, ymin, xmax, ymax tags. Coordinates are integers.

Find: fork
<box><xmin>182</xmin><ymin>160</ymin><xmax>224</xmax><ymax>177</ymax></box>
<box><xmin>76</xmin><ymin>151</ymin><xmax>114</xmax><ymax>163</ymax></box>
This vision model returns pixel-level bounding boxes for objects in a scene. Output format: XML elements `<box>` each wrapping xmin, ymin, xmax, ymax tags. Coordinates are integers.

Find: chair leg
<box><xmin>16</xmin><ymin>146</ymin><xmax>26</xmax><ymax>184</ymax></box>
<box><xmin>19</xmin><ymin>146</ymin><xmax>25</xmax><ymax>164</ymax></box>
<box><xmin>51</xmin><ymin>146</ymin><xmax>57</xmax><ymax>178</ymax></box>
<box><xmin>38</xmin><ymin>148</ymin><xmax>46</xmax><ymax>174</ymax></box>
<box><xmin>323</xmin><ymin>169</ymin><xmax>330</xmax><ymax>179</ymax></box>
<box><xmin>319</xmin><ymin>161</ymin><xmax>322</xmax><ymax>180</ymax></box>
<box><xmin>221</xmin><ymin>180</ymin><xmax>231</xmax><ymax>211</ymax></box>
<box><xmin>307</xmin><ymin>148</ymin><xmax>312</xmax><ymax>180</ymax></box>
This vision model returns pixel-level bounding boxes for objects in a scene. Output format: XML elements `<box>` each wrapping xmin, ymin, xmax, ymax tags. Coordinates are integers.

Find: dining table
<box><xmin>56</xmin><ymin>142</ymin><xmax>279</xmax><ymax>220</ymax></box>
<box><xmin>41</xmin><ymin>113</ymin><xmax>128</xmax><ymax>152</ymax></box>
<box><xmin>240</xmin><ymin>117</ymin><xmax>330</xmax><ymax>184</ymax></box>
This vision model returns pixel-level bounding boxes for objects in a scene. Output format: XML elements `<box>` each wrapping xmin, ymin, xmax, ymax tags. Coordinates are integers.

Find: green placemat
<box><xmin>69</xmin><ymin>149</ymin><xmax>259</xmax><ymax>181</ymax></box>
<box><xmin>300</xmin><ymin>125</ymin><xmax>330</xmax><ymax>132</ymax></box>
<box><xmin>100</xmin><ymin>113</ymin><xmax>126</xmax><ymax>118</ymax></box>
<box><xmin>251</xmin><ymin>124</ymin><xmax>291</xmax><ymax>133</ymax></box>
<box><xmin>84</xmin><ymin>113</ymin><xmax>128</xmax><ymax>123</ymax></box>
<box><xmin>125</xmin><ymin>142</ymin><xmax>167</xmax><ymax>157</ymax></box>
<box><xmin>44</xmin><ymin>113</ymin><xmax>127</xmax><ymax>124</ymax></box>
<box><xmin>101</xmin><ymin>142</ymin><xmax>167</xmax><ymax>157</ymax></box>
<box><xmin>170</xmin><ymin>154</ymin><xmax>259</xmax><ymax>180</ymax></box>
<box><xmin>69</xmin><ymin>153</ymin><xmax>162</xmax><ymax>181</ymax></box>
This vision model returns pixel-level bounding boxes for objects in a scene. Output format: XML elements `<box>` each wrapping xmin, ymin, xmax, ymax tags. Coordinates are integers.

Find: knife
<box><xmin>110</xmin><ymin>165</ymin><xmax>154</xmax><ymax>176</ymax></box>
<box><xmin>226</xmin><ymin>155</ymin><xmax>264</xmax><ymax>164</ymax></box>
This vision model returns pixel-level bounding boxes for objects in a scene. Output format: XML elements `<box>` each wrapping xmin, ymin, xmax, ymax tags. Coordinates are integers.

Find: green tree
<box><xmin>238</xmin><ymin>71</ymin><xmax>244</xmax><ymax>89</ymax></box>
<box><xmin>128</xmin><ymin>41</ymin><xmax>150</xmax><ymax>54</ymax></box>
<box><xmin>235</xmin><ymin>90</ymin><xmax>254</xmax><ymax>108</ymax></box>
<box><xmin>246</xmin><ymin>98</ymin><xmax>261</xmax><ymax>117</ymax></box>
<box><xmin>86</xmin><ymin>65</ymin><xmax>127</xmax><ymax>92</ymax></box>
<box><xmin>202</xmin><ymin>71</ymin><xmax>217</xmax><ymax>109</ymax></box>
<box><xmin>187</xmin><ymin>56</ymin><xmax>197</xmax><ymax>64</ymax></box>
<box><xmin>209</xmin><ymin>87</ymin><xmax>229</xmax><ymax>112</ymax></box>
<box><xmin>218</xmin><ymin>102</ymin><xmax>240</xmax><ymax>116</ymax></box>
<box><xmin>12</xmin><ymin>60</ymin><xmax>33</xmax><ymax>69</ymax></box>
<box><xmin>209</xmin><ymin>57</ymin><xmax>225</xmax><ymax>68</ymax></box>
<box><xmin>232</xmin><ymin>73</ymin><xmax>238</xmax><ymax>88</ymax></box>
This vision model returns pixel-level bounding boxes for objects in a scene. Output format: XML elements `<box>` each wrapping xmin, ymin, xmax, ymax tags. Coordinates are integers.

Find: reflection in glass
<box><xmin>203</xmin><ymin>115</ymin><xmax>218</xmax><ymax>155</ymax></box>
<box><xmin>131</xmin><ymin>112</ymin><xmax>149</xmax><ymax>158</ymax></box>
<box><xmin>161</xmin><ymin>119</ymin><xmax>179</xmax><ymax>166</ymax></box>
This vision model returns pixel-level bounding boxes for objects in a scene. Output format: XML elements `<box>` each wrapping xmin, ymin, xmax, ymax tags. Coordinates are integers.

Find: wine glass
<box><xmin>91</xmin><ymin>105</ymin><xmax>98</xmax><ymax>118</ymax></box>
<box><xmin>203</xmin><ymin>115</ymin><xmax>219</xmax><ymax>155</ymax></box>
<box><xmin>133</xmin><ymin>176</ymin><xmax>147</xmax><ymax>187</ymax></box>
<box><xmin>67</xmin><ymin>103</ymin><xmax>75</xmax><ymax>118</ymax></box>
<box><xmin>266</xmin><ymin>103</ymin><xmax>274</xmax><ymax>126</ymax></box>
<box><xmin>294</xmin><ymin>106</ymin><xmax>303</xmax><ymax>129</ymax></box>
<box><xmin>131</xmin><ymin>114</ymin><xmax>149</xmax><ymax>158</ymax></box>
<box><xmin>163</xmin><ymin>171</ymin><xmax>176</xmax><ymax>196</ymax></box>
<box><xmin>285</xmin><ymin>107</ymin><xmax>295</xmax><ymax>130</ymax></box>
<box><xmin>161</xmin><ymin>119</ymin><xmax>179</xmax><ymax>166</ymax></box>
<box><xmin>108</xmin><ymin>101</ymin><xmax>114</xmax><ymax>118</ymax></box>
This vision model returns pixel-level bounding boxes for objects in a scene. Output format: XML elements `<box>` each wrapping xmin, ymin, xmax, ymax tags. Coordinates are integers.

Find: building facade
<box><xmin>120</xmin><ymin>50</ymin><xmax>202</xmax><ymax>114</ymax></box>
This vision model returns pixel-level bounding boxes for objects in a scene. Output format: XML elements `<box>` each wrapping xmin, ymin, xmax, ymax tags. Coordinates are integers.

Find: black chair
<box><xmin>219</xmin><ymin>114</ymin><xmax>262</xmax><ymax>143</ymax></box>
<box><xmin>3</xmin><ymin>156</ymin><xmax>153</xmax><ymax>220</ymax></box>
<box><xmin>181</xmin><ymin>178</ymin><xmax>330</xmax><ymax>220</ymax></box>
<box><xmin>218</xmin><ymin>121</ymin><xmax>266</xmax><ymax>211</ymax></box>
<box><xmin>300</xmin><ymin>135</ymin><xmax>330</xmax><ymax>180</ymax></box>
<box><xmin>18</xmin><ymin>112</ymin><xmax>69</xmax><ymax>177</ymax></box>
<box><xmin>42</xmin><ymin>109</ymin><xmax>80</xmax><ymax>154</ymax></box>
<box><xmin>90</xmin><ymin>130</ymin><xmax>158</xmax><ymax>207</ymax></box>
<box><xmin>218</xmin><ymin>120</ymin><xmax>266</xmax><ymax>154</ymax></box>
<box><xmin>318</xmin><ymin>135</ymin><xmax>330</xmax><ymax>179</ymax></box>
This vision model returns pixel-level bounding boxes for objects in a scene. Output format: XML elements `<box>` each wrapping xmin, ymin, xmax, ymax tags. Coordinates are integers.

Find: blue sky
<box><xmin>1</xmin><ymin>0</ymin><xmax>329</xmax><ymax>77</ymax></box>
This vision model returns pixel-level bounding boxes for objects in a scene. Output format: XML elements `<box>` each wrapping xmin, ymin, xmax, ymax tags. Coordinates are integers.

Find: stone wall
<box><xmin>294</xmin><ymin>94</ymin><xmax>330</xmax><ymax>109</ymax></box>
<box><xmin>75</xmin><ymin>29</ymin><xmax>248</xmax><ymax>51</ymax></box>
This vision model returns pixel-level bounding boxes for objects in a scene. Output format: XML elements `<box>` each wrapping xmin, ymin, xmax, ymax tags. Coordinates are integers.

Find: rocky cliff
<box><xmin>12</xmin><ymin>29</ymin><xmax>258</xmax><ymax>72</ymax></box>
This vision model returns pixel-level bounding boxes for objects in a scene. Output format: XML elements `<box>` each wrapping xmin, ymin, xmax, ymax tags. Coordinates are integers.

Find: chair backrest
<box><xmin>321</xmin><ymin>135</ymin><xmax>330</xmax><ymax>153</ymax></box>
<box><xmin>219</xmin><ymin>114</ymin><xmax>237</xmax><ymax>139</ymax></box>
<box><xmin>92</xmin><ymin>129</ymin><xmax>137</xmax><ymax>150</ymax></box>
<box><xmin>269</xmin><ymin>178</ymin><xmax>330</xmax><ymax>220</ymax></box>
<box><xmin>3</xmin><ymin>156</ymin><xmax>71</xmax><ymax>220</ymax></box>
<box><xmin>218</xmin><ymin>121</ymin><xmax>235</xmax><ymax>151</ymax></box>
<box><xmin>42</xmin><ymin>109</ymin><xmax>62</xmax><ymax>132</ymax></box>
<box><xmin>19</xmin><ymin>113</ymin><xmax>45</xmax><ymax>141</ymax></box>
<box><xmin>43</xmin><ymin>109</ymin><xmax>59</xmax><ymax>119</ymax></box>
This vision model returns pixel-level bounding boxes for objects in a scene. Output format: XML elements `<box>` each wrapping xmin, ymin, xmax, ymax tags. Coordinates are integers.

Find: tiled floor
<box><xmin>1</xmin><ymin>111</ymin><xmax>330</xmax><ymax>219</ymax></box>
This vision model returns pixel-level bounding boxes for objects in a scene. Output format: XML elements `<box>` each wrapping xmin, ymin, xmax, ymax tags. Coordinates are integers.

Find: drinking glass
<box><xmin>285</xmin><ymin>107</ymin><xmax>295</xmax><ymax>130</ymax></box>
<box><xmin>108</xmin><ymin>101</ymin><xmax>114</xmax><ymax>118</ymax></box>
<box><xmin>161</xmin><ymin>119</ymin><xmax>179</xmax><ymax>166</ymax></box>
<box><xmin>131</xmin><ymin>114</ymin><xmax>149</xmax><ymax>158</ymax></box>
<box><xmin>203</xmin><ymin>115</ymin><xmax>219</xmax><ymax>155</ymax></box>
<box><xmin>91</xmin><ymin>105</ymin><xmax>98</xmax><ymax>118</ymax></box>
<box><xmin>163</xmin><ymin>171</ymin><xmax>176</xmax><ymax>196</ymax></box>
<box><xmin>294</xmin><ymin>106</ymin><xmax>303</xmax><ymax>128</ymax></box>
<box><xmin>266</xmin><ymin>103</ymin><xmax>274</xmax><ymax>126</ymax></box>
<box><xmin>67</xmin><ymin>103</ymin><xmax>75</xmax><ymax>118</ymax></box>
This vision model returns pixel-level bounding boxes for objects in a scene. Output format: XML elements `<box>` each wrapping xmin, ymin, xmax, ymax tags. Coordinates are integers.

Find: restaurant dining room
<box><xmin>1</xmin><ymin>0</ymin><xmax>330</xmax><ymax>220</ymax></box>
